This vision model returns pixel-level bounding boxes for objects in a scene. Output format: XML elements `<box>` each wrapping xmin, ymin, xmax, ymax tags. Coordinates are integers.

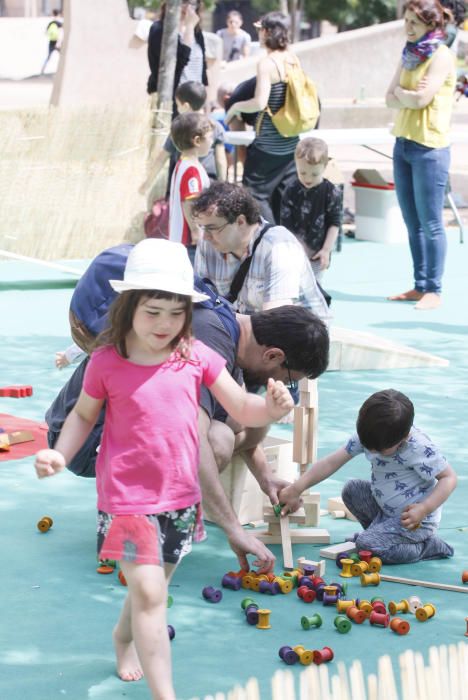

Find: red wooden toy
<box><xmin>0</xmin><ymin>385</ymin><xmax>33</xmax><ymax>398</ymax></box>
<box><xmin>297</xmin><ymin>585</ymin><xmax>316</xmax><ymax>603</ymax></box>
<box><xmin>390</xmin><ymin>617</ymin><xmax>410</xmax><ymax>635</ymax></box>
<box><xmin>313</xmin><ymin>646</ymin><xmax>334</xmax><ymax>665</ymax></box>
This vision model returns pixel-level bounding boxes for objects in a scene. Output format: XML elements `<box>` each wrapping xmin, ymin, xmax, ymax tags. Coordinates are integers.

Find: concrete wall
<box><xmin>51</xmin><ymin>0</ymin><xmax>148</xmax><ymax>106</ymax></box>
<box><xmin>222</xmin><ymin>20</ymin><xmax>404</xmax><ymax>101</ymax></box>
<box><xmin>1</xmin><ymin>7</ymin><xmax>404</xmax><ymax>106</ymax></box>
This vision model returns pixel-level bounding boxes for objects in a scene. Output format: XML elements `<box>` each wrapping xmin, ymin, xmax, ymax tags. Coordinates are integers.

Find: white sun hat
<box><xmin>109</xmin><ymin>239</ymin><xmax>209</xmax><ymax>302</ymax></box>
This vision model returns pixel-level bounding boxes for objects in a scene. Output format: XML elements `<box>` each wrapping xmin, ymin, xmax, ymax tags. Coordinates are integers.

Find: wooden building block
<box><xmin>7</xmin><ymin>430</ymin><xmax>34</xmax><ymax>445</ymax></box>
<box><xmin>279</xmin><ymin>515</ymin><xmax>293</xmax><ymax>570</ymax></box>
<box><xmin>319</xmin><ymin>542</ymin><xmax>357</xmax><ymax>559</ymax></box>
<box><xmin>0</xmin><ymin>434</ymin><xmax>10</xmax><ymax>451</ymax></box>
<box><xmin>293</xmin><ymin>406</ymin><xmax>310</xmax><ymax>466</ymax></box>
<box><xmin>264</xmin><ymin>507</ymin><xmax>308</xmax><ymax>525</ymax></box>
<box><xmin>256</xmin><ymin>528</ymin><xmax>330</xmax><ymax>545</ymax></box>
<box><xmin>303</xmin><ymin>494</ymin><xmax>320</xmax><ymax>526</ymax></box>
<box><xmin>297</xmin><ymin>557</ymin><xmax>326</xmax><ymax>577</ymax></box>
<box><xmin>202</xmin><ymin>436</ymin><xmax>295</xmax><ymax>525</ymax></box>
<box><xmin>0</xmin><ymin>385</ymin><xmax>33</xmax><ymax>398</ymax></box>
<box><xmin>328</xmin><ymin>326</ymin><xmax>449</xmax><ymax>371</ymax></box>
<box><xmin>327</xmin><ymin>496</ymin><xmax>358</xmax><ymax>522</ymax></box>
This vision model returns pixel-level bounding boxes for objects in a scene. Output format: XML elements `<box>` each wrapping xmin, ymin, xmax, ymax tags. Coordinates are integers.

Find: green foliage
<box><xmin>251</xmin><ymin>0</ymin><xmax>281</xmax><ymax>12</ymax></box>
<box><xmin>304</xmin><ymin>0</ymin><xmax>396</xmax><ymax>30</ymax></box>
<box><xmin>247</xmin><ymin>0</ymin><xmax>397</xmax><ymax>30</ymax></box>
<box><xmin>126</xmin><ymin>0</ymin><xmax>215</xmax><ymax>17</ymax></box>
<box><xmin>127</xmin><ymin>0</ymin><xmax>160</xmax><ymax>14</ymax></box>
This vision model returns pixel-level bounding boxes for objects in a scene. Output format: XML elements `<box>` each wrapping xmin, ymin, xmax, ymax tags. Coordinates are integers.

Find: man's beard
<box><xmin>242</xmin><ymin>368</ymin><xmax>268</xmax><ymax>392</ymax></box>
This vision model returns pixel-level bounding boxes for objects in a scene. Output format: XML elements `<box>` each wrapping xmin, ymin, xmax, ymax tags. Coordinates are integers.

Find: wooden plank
<box><xmin>293</xmin><ymin>406</ymin><xmax>309</xmax><ymax>465</ymax></box>
<box><xmin>7</xmin><ymin>430</ymin><xmax>34</xmax><ymax>445</ymax></box>
<box><xmin>380</xmin><ymin>574</ymin><xmax>468</xmax><ymax>594</ymax></box>
<box><xmin>264</xmin><ymin>506</ymin><xmax>306</xmax><ymax>524</ymax></box>
<box><xmin>320</xmin><ymin>542</ymin><xmax>357</xmax><ymax>559</ymax></box>
<box><xmin>255</xmin><ymin>529</ymin><xmax>330</xmax><ymax>545</ymax></box>
<box><xmin>265</xmin><ymin>521</ymin><xmax>281</xmax><ymax>536</ymax></box>
<box><xmin>302</xmin><ymin>500</ymin><xmax>320</xmax><ymax>527</ymax></box>
<box><xmin>280</xmin><ymin>515</ymin><xmax>294</xmax><ymax>570</ymax></box>
<box><xmin>303</xmin><ymin>492</ymin><xmax>321</xmax><ymax>504</ymax></box>
<box><xmin>307</xmin><ymin>408</ymin><xmax>317</xmax><ymax>464</ymax></box>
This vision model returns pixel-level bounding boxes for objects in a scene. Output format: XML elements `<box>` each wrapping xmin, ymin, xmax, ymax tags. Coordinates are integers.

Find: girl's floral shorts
<box><xmin>97</xmin><ymin>503</ymin><xmax>204</xmax><ymax>566</ymax></box>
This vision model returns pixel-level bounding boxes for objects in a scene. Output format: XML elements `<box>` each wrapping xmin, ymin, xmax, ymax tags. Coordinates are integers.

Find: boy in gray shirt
<box><xmin>279</xmin><ymin>389</ymin><xmax>456</xmax><ymax>564</ymax></box>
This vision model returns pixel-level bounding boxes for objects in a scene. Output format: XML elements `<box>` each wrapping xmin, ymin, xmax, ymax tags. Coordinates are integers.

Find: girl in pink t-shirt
<box><xmin>34</xmin><ymin>239</ymin><xmax>293</xmax><ymax>700</ymax></box>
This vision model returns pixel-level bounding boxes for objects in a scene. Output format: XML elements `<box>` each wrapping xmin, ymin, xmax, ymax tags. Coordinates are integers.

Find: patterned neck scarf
<box><xmin>401</xmin><ymin>29</ymin><xmax>445</xmax><ymax>70</ymax></box>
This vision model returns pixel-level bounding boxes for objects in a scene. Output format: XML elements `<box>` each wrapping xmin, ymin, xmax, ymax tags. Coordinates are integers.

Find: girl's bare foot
<box><xmin>388</xmin><ymin>289</ymin><xmax>424</xmax><ymax>302</ymax></box>
<box><xmin>113</xmin><ymin>628</ymin><xmax>144</xmax><ymax>682</ymax></box>
<box><xmin>414</xmin><ymin>292</ymin><xmax>441</xmax><ymax>310</ymax></box>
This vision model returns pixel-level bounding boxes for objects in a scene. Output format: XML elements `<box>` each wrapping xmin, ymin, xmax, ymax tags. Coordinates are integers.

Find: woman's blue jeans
<box><xmin>393</xmin><ymin>137</ymin><xmax>450</xmax><ymax>294</ymax></box>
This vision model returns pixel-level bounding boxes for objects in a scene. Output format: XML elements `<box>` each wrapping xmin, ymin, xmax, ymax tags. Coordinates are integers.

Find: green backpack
<box><xmin>259</xmin><ymin>57</ymin><xmax>320</xmax><ymax>138</ymax></box>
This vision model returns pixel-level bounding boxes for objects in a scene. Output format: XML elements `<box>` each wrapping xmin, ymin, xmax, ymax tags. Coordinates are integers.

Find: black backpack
<box><xmin>194</xmin><ymin>277</ymin><xmax>240</xmax><ymax>346</ymax></box>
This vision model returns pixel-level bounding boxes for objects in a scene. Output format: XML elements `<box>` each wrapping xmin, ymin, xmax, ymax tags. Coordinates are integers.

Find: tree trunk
<box><xmin>149</xmin><ymin>0</ymin><xmax>182</xmax><ymax>157</ymax></box>
<box><xmin>396</xmin><ymin>0</ymin><xmax>405</xmax><ymax>18</ymax></box>
<box><xmin>288</xmin><ymin>0</ymin><xmax>302</xmax><ymax>43</ymax></box>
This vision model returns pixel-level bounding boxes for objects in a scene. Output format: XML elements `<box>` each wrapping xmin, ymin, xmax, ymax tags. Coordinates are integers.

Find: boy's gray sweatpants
<box><xmin>341</xmin><ymin>479</ymin><xmax>453</xmax><ymax>564</ymax></box>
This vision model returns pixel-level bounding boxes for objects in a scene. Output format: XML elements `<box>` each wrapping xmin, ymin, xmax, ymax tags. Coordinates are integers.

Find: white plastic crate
<box><xmin>352</xmin><ymin>182</ymin><xmax>407</xmax><ymax>244</ymax></box>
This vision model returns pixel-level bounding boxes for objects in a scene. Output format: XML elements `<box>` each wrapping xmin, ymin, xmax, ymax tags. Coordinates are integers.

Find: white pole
<box><xmin>0</xmin><ymin>249</ymin><xmax>82</xmax><ymax>278</ymax></box>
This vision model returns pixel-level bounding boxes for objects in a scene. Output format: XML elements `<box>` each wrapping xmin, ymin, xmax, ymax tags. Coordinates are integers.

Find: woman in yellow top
<box><xmin>386</xmin><ymin>0</ymin><xmax>456</xmax><ymax>310</ymax></box>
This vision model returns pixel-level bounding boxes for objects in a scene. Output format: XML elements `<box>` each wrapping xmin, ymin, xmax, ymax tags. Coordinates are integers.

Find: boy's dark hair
<box><xmin>251</xmin><ymin>305</ymin><xmax>329</xmax><ymax>379</ymax></box>
<box><xmin>175</xmin><ymin>81</ymin><xmax>207</xmax><ymax>111</ymax></box>
<box><xmin>295</xmin><ymin>137</ymin><xmax>328</xmax><ymax>165</ymax></box>
<box><xmin>170</xmin><ymin>112</ymin><xmax>212</xmax><ymax>152</ymax></box>
<box><xmin>259</xmin><ymin>12</ymin><xmax>290</xmax><ymax>50</ymax></box>
<box><xmin>96</xmin><ymin>290</ymin><xmax>192</xmax><ymax>359</ymax></box>
<box><xmin>192</xmin><ymin>182</ymin><xmax>260</xmax><ymax>225</ymax></box>
<box><xmin>357</xmin><ymin>389</ymin><xmax>414</xmax><ymax>452</ymax></box>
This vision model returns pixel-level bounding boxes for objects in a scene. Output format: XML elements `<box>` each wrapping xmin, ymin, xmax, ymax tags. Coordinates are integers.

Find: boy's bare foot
<box><xmin>414</xmin><ymin>292</ymin><xmax>441</xmax><ymax>311</ymax></box>
<box><xmin>387</xmin><ymin>289</ymin><xmax>424</xmax><ymax>302</ymax></box>
<box><xmin>113</xmin><ymin>628</ymin><xmax>144</xmax><ymax>682</ymax></box>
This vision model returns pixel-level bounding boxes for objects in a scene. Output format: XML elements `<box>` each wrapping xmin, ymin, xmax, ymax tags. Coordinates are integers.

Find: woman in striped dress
<box><xmin>225</xmin><ymin>12</ymin><xmax>299</xmax><ymax>224</ymax></box>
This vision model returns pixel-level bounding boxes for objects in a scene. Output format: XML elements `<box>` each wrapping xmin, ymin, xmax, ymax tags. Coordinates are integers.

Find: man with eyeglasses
<box><xmin>45</xmin><ymin>243</ymin><xmax>329</xmax><ymax>573</ymax></box>
<box><xmin>192</xmin><ymin>182</ymin><xmax>331</xmax><ymax>322</ymax></box>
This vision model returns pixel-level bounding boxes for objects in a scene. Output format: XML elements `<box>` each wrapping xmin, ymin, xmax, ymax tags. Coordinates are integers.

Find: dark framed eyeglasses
<box><xmin>283</xmin><ymin>358</ymin><xmax>298</xmax><ymax>392</ymax></box>
<box><xmin>199</xmin><ymin>221</ymin><xmax>230</xmax><ymax>235</ymax></box>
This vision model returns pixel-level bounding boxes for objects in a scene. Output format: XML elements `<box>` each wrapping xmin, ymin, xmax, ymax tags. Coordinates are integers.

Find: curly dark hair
<box><xmin>439</xmin><ymin>0</ymin><xmax>466</xmax><ymax>26</ymax></box>
<box><xmin>357</xmin><ymin>389</ymin><xmax>414</xmax><ymax>452</ymax></box>
<box><xmin>192</xmin><ymin>182</ymin><xmax>261</xmax><ymax>225</ymax></box>
<box><xmin>403</xmin><ymin>0</ymin><xmax>454</xmax><ymax>29</ymax></box>
<box><xmin>251</xmin><ymin>305</ymin><xmax>329</xmax><ymax>379</ymax></box>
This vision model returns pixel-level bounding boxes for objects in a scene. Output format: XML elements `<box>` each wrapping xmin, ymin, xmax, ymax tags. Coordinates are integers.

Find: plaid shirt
<box><xmin>194</xmin><ymin>220</ymin><xmax>331</xmax><ymax>321</ymax></box>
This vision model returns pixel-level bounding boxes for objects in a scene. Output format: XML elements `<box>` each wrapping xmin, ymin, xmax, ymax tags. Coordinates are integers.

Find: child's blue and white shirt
<box><xmin>344</xmin><ymin>426</ymin><xmax>447</xmax><ymax>524</ymax></box>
